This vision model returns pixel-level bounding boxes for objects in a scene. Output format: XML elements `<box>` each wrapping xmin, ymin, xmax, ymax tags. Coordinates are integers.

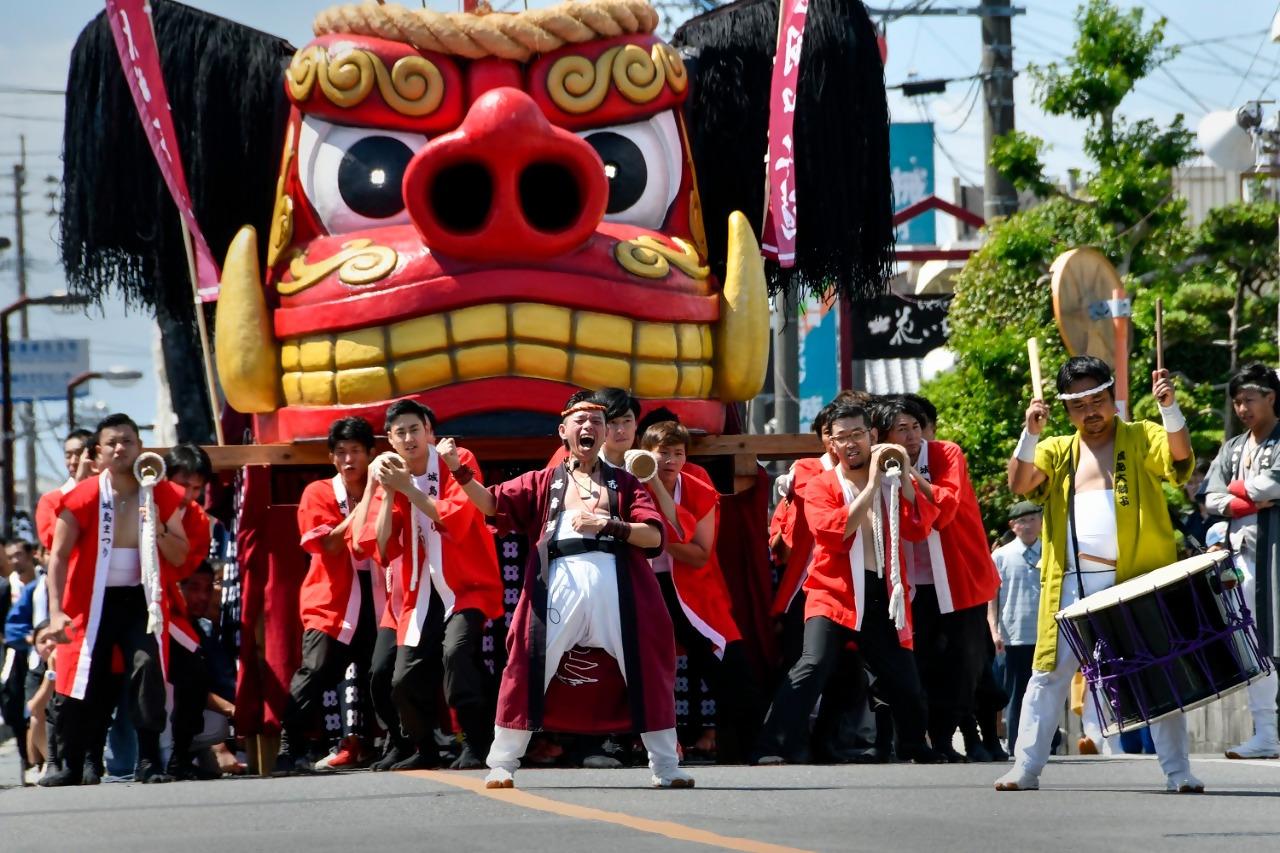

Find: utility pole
<box><xmin>11</xmin><ymin>135</ymin><xmax>38</xmax><ymax>523</ymax></box>
<box><xmin>979</xmin><ymin>0</ymin><xmax>1019</xmax><ymax>220</ymax></box>
<box><xmin>869</xmin><ymin>4</ymin><xmax>1024</xmax><ymax>219</ymax></box>
<box><xmin>773</xmin><ymin>297</ymin><xmax>799</xmax><ymax>435</ymax></box>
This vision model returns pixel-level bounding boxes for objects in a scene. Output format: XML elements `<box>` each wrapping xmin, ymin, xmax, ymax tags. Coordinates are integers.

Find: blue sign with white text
<box><xmin>891</xmin><ymin>122</ymin><xmax>936</xmax><ymax>246</ymax></box>
<box><xmin>4</xmin><ymin>338</ymin><xmax>91</xmax><ymax>402</ymax></box>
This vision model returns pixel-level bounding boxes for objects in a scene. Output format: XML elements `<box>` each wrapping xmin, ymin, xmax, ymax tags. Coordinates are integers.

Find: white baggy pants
<box><xmin>1012</xmin><ymin>569</ymin><xmax>1191</xmax><ymax>779</ymax></box>
<box><xmin>487</xmin><ymin>551</ymin><xmax>679</xmax><ymax>776</ymax></box>
<box><xmin>1239</xmin><ymin>555</ymin><xmax>1279</xmax><ymax>721</ymax></box>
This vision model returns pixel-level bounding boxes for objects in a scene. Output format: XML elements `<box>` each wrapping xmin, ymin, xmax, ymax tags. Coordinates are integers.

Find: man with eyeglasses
<box><xmin>997</xmin><ymin>356</ymin><xmax>1199</xmax><ymax>793</ymax></box>
<box><xmin>754</xmin><ymin>401</ymin><xmax>945</xmax><ymax>765</ymax></box>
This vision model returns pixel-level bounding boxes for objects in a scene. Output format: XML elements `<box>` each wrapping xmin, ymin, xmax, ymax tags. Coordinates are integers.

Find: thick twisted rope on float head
<box><xmin>314</xmin><ymin>0</ymin><xmax>660</xmax><ymax>62</ymax></box>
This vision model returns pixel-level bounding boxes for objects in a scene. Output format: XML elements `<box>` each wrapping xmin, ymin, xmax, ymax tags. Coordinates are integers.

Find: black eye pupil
<box><xmin>338</xmin><ymin>136</ymin><xmax>413</xmax><ymax>219</ymax></box>
<box><xmin>584</xmin><ymin>131</ymin><xmax>647</xmax><ymax>214</ymax></box>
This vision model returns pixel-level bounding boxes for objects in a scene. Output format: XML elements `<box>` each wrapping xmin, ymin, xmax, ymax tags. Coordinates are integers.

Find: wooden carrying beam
<box><xmin>196</xmin><ymin>433</ymin><xmax>824</xmax><ymax>471</ymax></box>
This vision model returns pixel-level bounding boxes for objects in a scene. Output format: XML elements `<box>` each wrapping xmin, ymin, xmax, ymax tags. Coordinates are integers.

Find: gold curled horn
<box><xmin>133</xmin><ymin>452</ymin><xmax>167</xmax><ymax>487</ymax></box>
<box><xmin>623</xmin><ymin>448</ymin><xmax>658</xmax><ymax>483</ymax></box>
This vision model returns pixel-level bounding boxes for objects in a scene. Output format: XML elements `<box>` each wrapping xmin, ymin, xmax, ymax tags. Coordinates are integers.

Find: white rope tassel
<box><xmin>882</xmin><ymin>466</ymin><xmax>907</xmax><ymax>632</ymax></box>
<box><xmin>139</xmin><ymin>479</ymin><xmax>164</xmax><ymax>636</ymax></box>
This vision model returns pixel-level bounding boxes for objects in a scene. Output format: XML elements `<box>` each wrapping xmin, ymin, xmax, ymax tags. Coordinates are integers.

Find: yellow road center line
<box><xmin>404</xmin><ymin>770</ymin><xmax>815</xmax><ymax>853</ymax></box>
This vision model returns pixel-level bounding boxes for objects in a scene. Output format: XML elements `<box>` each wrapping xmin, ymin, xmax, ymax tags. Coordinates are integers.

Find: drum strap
<box><xmin>1067</xmin><ymin>450</ymin><xmax>1087</xmax><ymax>602</ymax></box>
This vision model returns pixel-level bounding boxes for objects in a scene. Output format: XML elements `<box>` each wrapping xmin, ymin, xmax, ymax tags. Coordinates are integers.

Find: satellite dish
<box><xmin>1197</xmin><ymin>110</ymin><xmax>1255</xmax><ymax>172</ymax></box>
<box><xmin>1050</xmin><ymin>247</ymin><xmax>1129</xmax><ymax>364</ymax></box>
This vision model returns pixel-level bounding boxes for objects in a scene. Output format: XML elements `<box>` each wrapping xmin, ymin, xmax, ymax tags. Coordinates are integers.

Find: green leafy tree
<box><xmin>922</xmin><ymin>0</ymin><xmax>1277</xmax><ymax>533</ymax></box>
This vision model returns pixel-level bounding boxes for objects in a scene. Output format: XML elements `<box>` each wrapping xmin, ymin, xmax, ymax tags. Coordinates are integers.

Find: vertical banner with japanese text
<box><xmin>761</xmin><ymin>0</ymin><xmax>810</xmax><ymax>267</ymax></box>
<box><xmin>106</xmin><ymin>0</ymin><xmax>221</xmax><ymax>301</ymax></box>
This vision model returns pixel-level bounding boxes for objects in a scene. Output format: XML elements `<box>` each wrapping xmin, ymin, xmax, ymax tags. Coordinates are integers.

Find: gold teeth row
<box><xmin>279</xmin><ymin>303</ymin><xmax>715</xmax><ymax>406</ymax></box>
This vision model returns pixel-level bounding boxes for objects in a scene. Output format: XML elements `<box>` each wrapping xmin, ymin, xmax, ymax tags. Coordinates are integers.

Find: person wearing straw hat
<box><xmin>996</xmin><ymin>357</ymin><xmax>1200</xmax><ymax>793</ymax></box>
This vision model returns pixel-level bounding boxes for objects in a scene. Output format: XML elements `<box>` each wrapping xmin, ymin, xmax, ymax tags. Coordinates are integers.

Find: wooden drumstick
<box><xmin>1027</xmin><ymin>337</ymin><xmax>1044</xmax><ymax>400</ymax></box>
<box><xmin>1155</xmin><ymin>297</ymin><xmax>1165</xmax><ymax>372</ymax></box>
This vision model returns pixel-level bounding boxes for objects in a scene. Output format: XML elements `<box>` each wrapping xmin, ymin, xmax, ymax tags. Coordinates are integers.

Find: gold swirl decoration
<box><xmin>547</xmin><ymin>47</ymin><xmax>619</xmax><ymax>114</ymax></box>
<box><xmin>279</xmin><ymin>239</ymin><xmax>399</xmax><ymax>296</ymax></box>
<box><xmin>614</xmin><ymin>236</ymin><xmax>709</xmax><ymax>280</ymax></box>
<box><xmin>286</xmin><ymin>46</ymin><xmax>445</xmax><ymax>117</ymax></box>
<box><xmin>267</xmin><ymin>123</ymin><xmax>297</xmax><ymax>268</ymax></box>
<box><xmin>546</xmin><ymin>43</ymin><xmax>685</xmax><ymax>114</ymax></box>
<box><xmin>655</xmin><ymin>43</ymin><xmax>687</xmax><ymax>93</ymax></box>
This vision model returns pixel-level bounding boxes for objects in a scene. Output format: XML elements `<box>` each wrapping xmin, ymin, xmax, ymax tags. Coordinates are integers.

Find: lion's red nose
<box><xmin>402</xmin><ymin>87</ymin><xmax>608</xmax><ymax>262</ymax></box>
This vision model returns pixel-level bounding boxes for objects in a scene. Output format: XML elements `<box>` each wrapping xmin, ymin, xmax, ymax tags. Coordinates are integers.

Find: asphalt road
<box><xmin>2</xmin><ymin>746</ymin><xmax>1279</xmax><ymax>853</ymax></box>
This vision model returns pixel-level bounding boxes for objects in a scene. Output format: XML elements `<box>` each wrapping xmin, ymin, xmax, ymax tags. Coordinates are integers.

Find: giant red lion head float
<box><xmin>61</xmin><ymin>0</ymin><xmax>893</xmax><ymax>443</ymax></box>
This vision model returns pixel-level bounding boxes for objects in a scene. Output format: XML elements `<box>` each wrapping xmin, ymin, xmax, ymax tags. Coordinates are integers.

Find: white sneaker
<box><xmin>651</xmin><ymin>766</ymin><xmax>695</xmax><ymax>788</ymax></box>
<box><xmin>582</xmin><ymin>755</ymin><xmax>624</xmax><ymax>769</ymax></box>
<box><xmin>485</xmin><ymin>767</ymin><xmax>515</xmax><ymax>789</ymax></box>
<box><xmin>993</xmin><ymin>768</ymin><xmax>1039</xmax><ymax>791</ymax></box>
<box><xmin>1166</xmin><ymin>771</ymin><xmax>1205</xmax><ymax>794</ymax></box>
<box><xmin>1225</xmin><ymin>733</ymin><xmax>1280</xmax><ymax>760</ymax></box>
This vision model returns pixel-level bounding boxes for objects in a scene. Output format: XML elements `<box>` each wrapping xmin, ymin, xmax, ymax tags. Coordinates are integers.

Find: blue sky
<box><xmin>1</xmin><ymin>0</ymin><xmax>1277</xmax><ymax>487</ymax></box>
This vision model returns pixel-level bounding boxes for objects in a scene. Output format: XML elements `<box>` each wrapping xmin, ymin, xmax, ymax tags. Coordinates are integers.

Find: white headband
<box><xmin>1057</xmin><ymin>377</ymin><xmax>1114</xmax><ymax>401</ymax></box>
<box><xmin>1235</xmin><ymin>383</ymin><xmax>1275</xmax><ymax>395</ymax></box>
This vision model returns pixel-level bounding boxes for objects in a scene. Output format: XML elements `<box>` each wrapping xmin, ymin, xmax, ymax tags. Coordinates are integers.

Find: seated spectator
<box><xmin>170</xmin><ymin>563</ymin><xmax>243</xmax><ymax>778</ymax></box>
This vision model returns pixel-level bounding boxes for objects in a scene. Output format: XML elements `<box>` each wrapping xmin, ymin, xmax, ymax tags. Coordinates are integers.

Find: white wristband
<box><xmin>1015</xmin><ymin>429</ymin><xmax>1039</xmax><ymax>463</ymax></box>
<box><xmin>1160</xmin><ymin>400</ymin><xmax>1186</xmax><ymax>433</ymax></box>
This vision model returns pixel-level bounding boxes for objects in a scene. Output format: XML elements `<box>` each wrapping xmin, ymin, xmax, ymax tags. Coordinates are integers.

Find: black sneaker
<box><xmin>272</xmin><ymin>751</ymin><xmax>314</xmax><ymax>777</ymax></box>
<box><xmin>450</xmin><ymin>743</ymin><xmax>487</xmax><ymax>770</ymax></box>
<box><xmin>136</xmin><ymin>758</ymin><xmax>174</xmax><ymax>784</ymax></box>
<box><xmin>37</xmin><ymin>765</ymin><xmax>83</xmax><ymax>787</ymax></box>
<box><xmin>371</xmin><ymin>741</ymin><xmax>415</xmax><ymax>772</ymax></box>
<box><xmin>81</xmin><ymin>759</ymin><xmax>102</xmax><ymax>786</ymax></box>
<box><xmin>899</xmin><ymin>744</ymin><xmax>948</xmax><ymax>764</ymax></box>
<box><xmin>390</xmin><ymin>749</ymin><xmax>439</xmax><ymax>771</ymax></box>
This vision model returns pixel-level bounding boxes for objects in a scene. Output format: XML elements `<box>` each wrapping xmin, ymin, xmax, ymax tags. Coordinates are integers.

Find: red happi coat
<box><xmin>662</xmin><ymin>471</ymin><xmax>742</xmax><ymax>654</ymax></box>
<box><xmin>55</xmin><ymin>473</ymin><xmax>186</xmax><ymax>699</ymax></box>
<box><xmin>490</xmin><ymin>461</ymin><xmax>675</xmax><ymax>733</ymax></box>
<box><xmin>36</xmin><ymin>478</ymin><xmax>77</xmax><ymax>549</ymax></box>
<box><xmin>801</xmin><ymin>467</ymin><xmax>939</xmax><ymax>647</ymax></box>
<box><xmin>770</xmin><ymin>455</ymin><xmax>831</xmax><ymax>616</ymax></box>
<box><xmin>167</xmin><ymin>500</ymin><xmax>213</xmax><ymax>655</ymax></box>
<box><xmin>357</xmin><ymin>447</ymin><xmax>502</xmax><ymax>646</ymax></box>
<box><xmin>914</xmin><ymin>441</ymin><xmax>1000</xmax><ymax>613</ymax></box>
<box><xmin>295</xmin><ymin>476</ymin><xmax>384</xmax><ymax>643</ymax></box>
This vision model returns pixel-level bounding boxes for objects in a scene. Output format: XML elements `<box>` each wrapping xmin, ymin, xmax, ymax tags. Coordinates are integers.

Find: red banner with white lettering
<box><xmin>760</xmin><ymin>0</ymin><xmax>810</xmax><ymax>268</ymax></box>
<box><xmin>106</xmin><ymin>0</ymin><xmax>221</xmax><ymax>301</ymax></box>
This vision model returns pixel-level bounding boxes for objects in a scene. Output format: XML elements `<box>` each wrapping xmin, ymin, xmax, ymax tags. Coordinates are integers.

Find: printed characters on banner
<box><xmin>761</xmin><ymin>0</ymin><xmax>811</xmax><ymax>266</ymax></box>
<box><xmin>105</xmin><ymin>0</ymin><xmax>220</xmax><ymax>299</ymax></box>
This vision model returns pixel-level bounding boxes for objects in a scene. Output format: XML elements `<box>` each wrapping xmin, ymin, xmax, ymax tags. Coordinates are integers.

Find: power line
<box><xmin>0</xmin><ymin>113</ymin><xmax>62</xmax><ymax>124</ymax></box>
<box><xmin>1147</xmin><ymin>0</ymin><xmax>1265</xmax><ymax>81</ymax></box>
<box><xmin>1156</xmin><ymin>66</ymin><xmax>1210</xmax><ymax>113</ymax></box>
<box><xmin>0</xmin><ymin>86</ymin><xmax>65</xmax><ymax>96</ymax></box>
<box><xmin>1229</xmin><ymin>5</ymin><xmax>1280</xmax><ymax>105</ymax></box>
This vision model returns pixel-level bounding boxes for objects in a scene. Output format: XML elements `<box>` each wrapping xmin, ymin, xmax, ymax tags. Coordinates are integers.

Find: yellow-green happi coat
<box><xmin>1028</xmin><ymin>418</ymin><xmax>1194</xmax><ymax>671</ymax></box>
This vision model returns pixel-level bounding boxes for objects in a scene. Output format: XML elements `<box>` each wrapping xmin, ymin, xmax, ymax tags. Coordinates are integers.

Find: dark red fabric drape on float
<box><xmin>718</xmin><ymin>470</ymin><xmax>778</xmax><ymax>677</ymax></box>
<box><xmin>234</xmin><ymin>466</ymin><xmax>307</xmax><ymax>736</ymax></box>
<box><xmin>233</xmin><ymin>466</ymin><xmax>779</xmax><ymax>735</ymax></box>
